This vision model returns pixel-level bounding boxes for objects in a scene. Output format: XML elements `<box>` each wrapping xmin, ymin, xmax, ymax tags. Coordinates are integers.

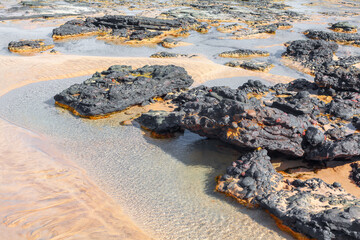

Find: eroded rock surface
<box><xmin>137</xmin><ymin>77</ymin><xmax>360</xmax><ymax>161</ymax></box>
<box><xmin>52</xmin><ymin>15</ymin><xmax>200</xmax><ymax>43</ymax></box>
<box><xmin>217</xmin><ymin>149</ymin><xmax>360</xmax><ymax>240</ymax></box>
<box><xmin>54</xmin><ymin>65</ymin><xmax>193</xmax><ymax>117</ymax></box>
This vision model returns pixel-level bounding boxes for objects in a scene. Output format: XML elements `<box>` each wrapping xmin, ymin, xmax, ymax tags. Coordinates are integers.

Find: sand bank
<box><xmin>0</xmin><ymin>54</ymin><xmax>293</xmax><ymax>96</ymax></box>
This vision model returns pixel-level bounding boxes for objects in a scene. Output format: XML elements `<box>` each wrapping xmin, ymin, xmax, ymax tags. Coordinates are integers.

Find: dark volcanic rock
<box><xmin>304</xmin><ymin>29</ymin><xmax>360</xmax><ymax>46</ymax></box>
<box><xmin>54</xmin><ymin>65</ymin><xmax>193</xmax><ymax>117</ymax></box>
<box><xmin>282</xmin><ymin>39</ymin><xmax>338</xmax><ymax>71</ymax></box>
<box><xmin>52</xmin><ymin>15</ymin><xmax>200</xmax><ymax>41</ymax></box>
<box><xmin>136</xmin><ymin>110</ymin><xmax>183</xmax><ymax>133</ymax></box>
<box><xmin>315</xmin><ymin>64</ymin><xmax>360</xmax><ymax>92</ymax></box>
<box><xmin>219</xmin><ymin>48</ymin><xmax>270</xmax><ymax>58</ymax></box>
<box><xmin>270</xmin><ymin>91</ymin><xmax>325</xmax><ymax>116</ymax></box>
<box><xmin>136</xmin><ymin>78</ymin><xmax>360</xmax><ymax>161</ymax></box>
<box><xmin>172</xmin><ymin>84</ymin><xmax>310</xmax><ymax>157</ymax></box>
<box><xmin>217</xmin><ymin>149</ymin><xmax>360</xmax><ymax>240</ymax></box>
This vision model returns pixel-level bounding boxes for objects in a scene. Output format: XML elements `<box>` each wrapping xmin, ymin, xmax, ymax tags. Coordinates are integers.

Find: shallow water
<box><xmin>0</xmin><ymin>76</ymin><xmax>293</xmax><ymax>239</ymax></box>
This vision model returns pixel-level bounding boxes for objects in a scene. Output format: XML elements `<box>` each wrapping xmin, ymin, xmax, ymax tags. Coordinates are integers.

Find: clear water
<box><xmin>0</xmin><ymin>76</ymin><xmax>293</xmax><ymax>239</ymax></box>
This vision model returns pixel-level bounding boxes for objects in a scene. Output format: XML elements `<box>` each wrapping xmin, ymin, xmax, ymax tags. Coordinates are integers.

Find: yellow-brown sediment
<box><xmin>231</xmin><ymin>32</ymin><xmax>272</xmax><ymax>40</ymax></box>
<box><xmin>52</xmin><ymin>31</ymin><xmax>103</xmax><ymax>40</ymax></box>
<box><xmin>266</xmin><ymin>210</ymin><xmax>314</xmax><ymax>240</ymax></box>
<box><xmin>55</xmin><ymin>101</ymin><xmax>125</xmax><ymax>119</ymax></box>
<box><xmin>278</xmin><ymin>25</ymin><xmax>293</xmax><ymax>30</ymax></box>
<box><xmin>313</xmin><ymin>95</ymin><xmax>333</xmax><ymax>104</ymax></box>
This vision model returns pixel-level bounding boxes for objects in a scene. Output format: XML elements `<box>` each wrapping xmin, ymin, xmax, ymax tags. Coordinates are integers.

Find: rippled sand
<box><xmin>0</xmin><ymin>117</ymin><xmax>151</xmax><ymax>239</ymax></box>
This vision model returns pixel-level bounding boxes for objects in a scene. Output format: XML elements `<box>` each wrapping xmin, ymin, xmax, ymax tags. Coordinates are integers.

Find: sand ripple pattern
<box><xmin>0</xmin><ymin>119</ymin><xmax>150</xmax><ymax>240</ymax></box>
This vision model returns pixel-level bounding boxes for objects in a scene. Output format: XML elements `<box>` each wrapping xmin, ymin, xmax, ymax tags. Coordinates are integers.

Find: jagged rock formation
<box><xmin>54</xmin><ymin>65</ymin><xmax>193</xmax><ymax>117</ymax></box>
<box><xmin>217</xmin><ymin>149</ymin><xmax>360</xmax><ymax>240</ymax></box>
<box><xmin>8</xmin><ymin>39</ymin><xmax>54</xmax><ymax>53</ymax></box>
<box><xmin>137</xmin><ymin>77</ymin><xmax>360</xmax><ymax>161</ymax></box>
<box><xmin>52</xmin><ymin>15</ymin><xmax>200</xmax><ymax>44</ymax></box>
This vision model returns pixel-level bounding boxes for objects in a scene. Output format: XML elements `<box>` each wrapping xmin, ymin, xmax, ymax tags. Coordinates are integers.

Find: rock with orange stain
<box><xmin>217</xmin><ymin>149</ymin><xmax>360</xmax><ymax>240</ymax></box>
<box><xmin>8</xmin><ymin>39</ymin><xmax>54</xmax><ymax>54</ymax></box>
<box><xmin>52</xmin><ymin>15</ymin><xmax>201</xmax><ymax>43</ymax></box>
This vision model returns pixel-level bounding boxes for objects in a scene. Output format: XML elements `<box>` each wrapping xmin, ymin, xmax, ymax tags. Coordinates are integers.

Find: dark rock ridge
<box><xmin>282</xmin><ymin>39</ymin><xmax>338</xmax><ymax>71</ymax></box>
<box><xmin>304</xmin><ymin>29</ymin><xmax>360</xmax><ymax>46</ymax></box>
<box><xmin>54</xmin><ymin>65</ymin><xmax>193</xmax><ymax>117</ymax></box>
<box><xmin>52</xmin><ymin>15</ymin><xmax>200</xmax><ymax>42</ymax></box>
<box><xmin>8</xmin><ymin>39</ymin><xmax>54</xmax><ymax>53</ymax></box>
<box><xmin>219</xmin><ymin>48</ymin><xmax>270</xmax><ymax>58</ymax></box>
<box><xmin>217</xmin><ymin>149</ymin><xmax>360</xmax><ymax>240</ymax></box>
<box><xmin>137</xmin><ymin>77</ymin><xmax>360</xmax><ymax>161</ymax></box>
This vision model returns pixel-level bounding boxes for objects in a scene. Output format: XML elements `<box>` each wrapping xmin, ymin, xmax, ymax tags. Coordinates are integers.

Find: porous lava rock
<box><xmin>137</xmin><ymin>78</ymin><xmax>360</xmax><ymax>161</ymax></box>
<box><xmin>54</xmin><ymin>65</ymin><xmax>193</xmax><ymax>117</ymax></box>
<box><xmin>217</xmin><ymin>149</ymin><xmax>360</xmax><ymax>240</ymax></box>
<box><xmin>282</xmin><ymin>39</ymin><xmax>338</xmax><ymax>71</ymax></box>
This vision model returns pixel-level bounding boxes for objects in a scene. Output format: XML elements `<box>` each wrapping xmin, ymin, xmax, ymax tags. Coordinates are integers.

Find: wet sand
<box><xmin>0</xmin><ymin>117</ymin><xmax>150</xmax><ymax>239</ymax></box>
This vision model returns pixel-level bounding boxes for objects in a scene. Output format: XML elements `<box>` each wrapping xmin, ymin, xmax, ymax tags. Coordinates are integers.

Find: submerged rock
<box><xmin>219</xmin><ymin>49</ymin><xmax>270</xmax><ymax>58</ymax></box>
<box><xmin>217</xmin><ymin>149</ymin><xmax>360</xmax><ymax>240</ymax></box>
<box><xmin>225</xmin><ymin>60</ymin><xmax>274</xmax><ymax>71</ymax></box>
<box><xmin>8</xmin><ymin>39</ymin><xmax>54</xmax><ymax>53</ymax></box>
<box><xmin>54</xmin><ymin>65</ymin><xmax>193</xmax><ymax>117</ymax></box>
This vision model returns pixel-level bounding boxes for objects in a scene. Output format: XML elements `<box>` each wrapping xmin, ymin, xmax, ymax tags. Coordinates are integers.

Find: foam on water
<box><xmin>0</xmin><ymin>76</ymin><xmax>293</xmax><ymax>239</ymax></box>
